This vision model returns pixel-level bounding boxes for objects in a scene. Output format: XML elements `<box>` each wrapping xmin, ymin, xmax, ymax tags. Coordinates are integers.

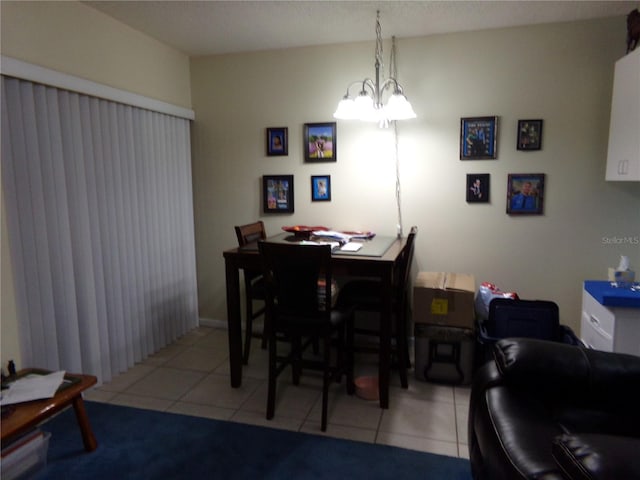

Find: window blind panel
<box><xmin>1</xmin><ymin>76</ymin><xmax>198</xmax><ymax>384</ymax></box>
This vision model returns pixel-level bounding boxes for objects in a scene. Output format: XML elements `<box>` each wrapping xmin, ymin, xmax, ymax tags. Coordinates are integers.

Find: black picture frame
<box><xmin>266</xmin><ymin>127</ymin><xmax>288</xmax><ymax>156</ymax></box>
<box><xmin>263</xmin><ymin>175</ymin><xmax>294</xmax><ymax>213</ymax></box>
<box><xmin>517</xmin><ymin>119</ymin><xmax>543</xmax><ymax>151</ymax></box>
<box><xmin>304</xmin><ymin>122</ymin><xmax>336</xmax><ymax>162</ymax></box>
<box><xmin>460</xmin><ymin>116</ymin><xmax>498</xmax><ymax>160</ymax></box>
<box><xmin>466</xmin><ymin>173</ymin><xmax>490</xmax><ymax>203</ymax></box>
<box><xmin>506</xmin><ymin>173</ymin><xmax>545</xmax><ymax>215</ymax></box>
<box><xmin>311</xmin><ymin>175</ymin><xmax>331</xmax><ymax>202</ymax></box>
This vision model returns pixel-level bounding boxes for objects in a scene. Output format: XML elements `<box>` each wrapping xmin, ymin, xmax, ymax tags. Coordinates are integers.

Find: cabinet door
<box><xmin>606</xmin><ymin>49</ymin><xmax>640</xmax><ymax>181</ymax></box>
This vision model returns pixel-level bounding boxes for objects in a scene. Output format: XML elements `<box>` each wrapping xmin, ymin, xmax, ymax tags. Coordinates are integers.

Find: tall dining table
<box><xmin>223</xmin><ymin>232</ymin><xmax>406</xmax><ymax>409</ymax></box>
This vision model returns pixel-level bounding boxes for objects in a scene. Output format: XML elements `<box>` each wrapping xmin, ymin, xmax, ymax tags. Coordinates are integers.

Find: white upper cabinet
<box><xmin>606</xmin><ymin>48</ymin><xmax>640</xmax><ymax>181</ymax></box>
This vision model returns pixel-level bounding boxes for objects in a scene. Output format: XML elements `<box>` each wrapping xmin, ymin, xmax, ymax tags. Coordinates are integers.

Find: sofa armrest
<box><xmin>552</xmin><ymin>433</ymin><xmax>640</xmax><ymax>480</ymax></box>
<box><xmin>493</xmin><ymin>338</ymin><xmax>640</xmax><ymax>402</ymax></box>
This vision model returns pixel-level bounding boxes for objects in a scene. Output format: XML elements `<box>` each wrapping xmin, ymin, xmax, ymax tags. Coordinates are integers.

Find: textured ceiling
<box><xmin>84</xmin><ymin>0</ymin><xmax>638</xmax><ymax>56</ymax></box>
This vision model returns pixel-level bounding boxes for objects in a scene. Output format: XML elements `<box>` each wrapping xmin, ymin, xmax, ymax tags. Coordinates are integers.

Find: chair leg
<box><xmin>266</xmin><ymin>331</ymin><xmax>277</xmax><ymax>421</ymax></box>
<box><xmin>321</xmin><ymin>333</ymin><xmax>331</xmax><ymax>432</ymax></box>
<box><xmin>291</xmin><ymin>335</ymin><xmax>302</xmax><ymax>385</ymax></box>
<box><xmin>243</xmin><ymin>298</ymin><xmax>253</xmax><ymax>365</ymax></box>
<box><xmin>346</xmin><ymin>317</ymin><xmax>355</xmax><ymax>395</ymax></box>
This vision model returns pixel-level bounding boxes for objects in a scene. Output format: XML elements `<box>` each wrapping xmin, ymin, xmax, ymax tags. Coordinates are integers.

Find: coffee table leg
<box><xmin>72</xmin><ymin>396</ymin><xmax>97</xmax><ymax>452</ymax></box>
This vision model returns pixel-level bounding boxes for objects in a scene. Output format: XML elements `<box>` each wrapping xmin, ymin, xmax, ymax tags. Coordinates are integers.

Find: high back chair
<box><xmin>234</xmin><ymin>221</ymin><xmax>267</xmax><ymax>364</ymax></box>
<box><xmin>259</xmin><ymin>241</ymin><xmax>354</xmax><ymax>432</ymax></box>
<box><xmin>337</xmin><ymin>226</ymin><xmax>418</xmax><ymax>388</ymax></box>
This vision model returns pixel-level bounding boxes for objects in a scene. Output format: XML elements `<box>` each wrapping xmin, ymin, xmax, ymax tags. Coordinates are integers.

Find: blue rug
<box><xmin>34</xmin><ymin>401</ymin><xmax>472</xmax><ymax>479</ymax></box>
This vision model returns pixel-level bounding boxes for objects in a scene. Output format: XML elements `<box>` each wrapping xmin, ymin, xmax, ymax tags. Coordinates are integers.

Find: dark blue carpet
<box><xmin>34</xmin><ymin>401</ymin><xmax>472</xmax><ymax>479</ymax></box>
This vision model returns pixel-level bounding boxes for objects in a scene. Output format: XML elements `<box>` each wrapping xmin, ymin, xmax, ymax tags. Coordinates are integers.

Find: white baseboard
<box><xmin>198</xmin><ymin>317</ymin><xmax>227</xmax><ymax>329</ymax></box>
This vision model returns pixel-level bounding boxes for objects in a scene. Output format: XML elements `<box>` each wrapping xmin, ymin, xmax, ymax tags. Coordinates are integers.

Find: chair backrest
<box><xmin>259</xmin><ymin>242</ymin><xmax>332</xmax><ymax>322</ymax></box>
<box><xmin>488</xmin><ymin>298</ymin><xmax>559</xmax><ymax>340</ymax></box>
<box><xmin>395</xmin><ymin>226</ymin><xmax>418</xmax><ymax>304</ymax></box>
<box><xmin>235</xmin><ymin>221</ymin><xmax>266</xmax><ymax>247</ymax></box>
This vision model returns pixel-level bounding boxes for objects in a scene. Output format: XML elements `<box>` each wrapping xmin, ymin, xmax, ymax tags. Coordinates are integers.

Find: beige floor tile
<box><xmin>174</xmin><ymin>326</ymin><xmax>217</xmax><ymax>345</ymax></box>
<box><xmin>125</xmin><ymin>367</ymin><xmax>205</xmax><ymax>400</ymax></box>
<box><xmin>379</xmin><ymin>395</ymin><xmax>457</xmax><ymax>443</ymax></box>
<box><xmin>168</xmin><ymin>345</ymin><xmax>228</xmax><ymax>372</ymax></box>
<box><xmin>180</xmin><ymin>372</ymin><xmax>262</xmax><ymax>409</ymax></box>
<box><xmin>300</xmin><ymin>420</ymin><xmax>377</xmax><ymax>443</ymax></box>
<box><xmin>142</xmin><ymin>344</ymin><xmax>189</xmax><ymax>366</ymax></box>
<box><xmin>376</xmin><ymin>432</ymin><xmax>459</xmax><ymax>457</ymax></box>
<box><xmin>108</xmin><ymin>393</ymin><xmax>175</xmax><ymax>412</ymax></box>
<box><xmin>167</xmin><ymin>401</ymin><xmax>236</xmax><ymax>421</ymax></box>
<box><xmin>95</xmin><ymin>326</ymin><xmax>475</xmax><ymax>457</ymax></box>
<box><xmin>308</xmin><ymin>387</ymin><xmax>382</xmax><ymax>430</ymax></box>
<box><xmin>454</xmin><ymin>385</ymin><xmax>471</xmax><ymax>406</ymax></box>
<box><xmin>83</xmin><ymin>388</ymin><xmax>118</xmax><ymax>403</ymax></box>
<box><xmin>456</xmin><ymin>404</ymin><xmax>469</xmax><ymax>444</ymax></box>
<box><xmin>98</xmin><ymin>364</ymin><xmax>156</xmax><ymax>392</ymax></box>
<box><xmin>230</xmin><ymin>410</ymin><xmax>303</xmax><ymax>432</ymax></box>
<box><xmin>458</xmin><ymin>443</ymin><xmax>470</xmax><ymax>459</ymax></box>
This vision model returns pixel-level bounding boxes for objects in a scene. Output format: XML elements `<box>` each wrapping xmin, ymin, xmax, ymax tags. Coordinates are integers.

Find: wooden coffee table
<box><xmin>1</xmin><ymin>369</ymin><xmax>98</xmax><ymax>452</ymax></box>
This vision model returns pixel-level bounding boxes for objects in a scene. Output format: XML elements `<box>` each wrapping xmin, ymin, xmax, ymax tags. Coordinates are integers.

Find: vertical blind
<box><xmin>1</xmin><ymin>76</ymin><xmax>198</xmax><ymax>383</ymax></box>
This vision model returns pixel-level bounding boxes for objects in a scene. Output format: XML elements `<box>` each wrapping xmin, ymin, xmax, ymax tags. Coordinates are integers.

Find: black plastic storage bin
<box><xmin>475</xmin><ymin>298</ymin><xmax>581</xmax><ymax>367</ymax></box>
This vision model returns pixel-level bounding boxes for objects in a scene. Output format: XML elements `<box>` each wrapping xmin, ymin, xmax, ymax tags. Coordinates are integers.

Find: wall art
<box><xmin>466</xmin><ymin>173</ymin><xmax>490</xmax><ymax>203</ymax></box>
<box><xmin>311</xmin><ymin>175</ymin><xmax>331</xmax><ymax>201</ymax></box>
<box><xmin>304</xmin><ymin>122</ymin><xmax>336</xmax><ymax>162</ymax></box>
<box><xmin>517</xmin><ymin>119</ymin><xmax>543</xmax><ymax>151</ymax></box>
<box><xmin>266</xmin><ymin>127</ymin><xmax>288</xmax><ymax>156</ymax></box>
<box><xmin>506</xmin><ymin>173</ymin><xmax>545</xmax><ymax>215</ymax></box>
<box><xmin>460</xmin><ymin>116</ymin><xmax>498</xmax><ymax>160</ymax></box>
<box><xmin>263</xmin><ymin>175</ymin><xmax>294</xmax><ymax>213</ymax></box>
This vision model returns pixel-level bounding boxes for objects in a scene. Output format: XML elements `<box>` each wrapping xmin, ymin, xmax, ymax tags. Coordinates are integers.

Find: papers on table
<box><xmin>340</xmin><ymin>242</ymin><xmax>363</xmax><ymax>252</ymax></box>
<box><xmin>0</xmin><ymin>371</ymin><xmax>65</xmax><ymax>406</ymax></box>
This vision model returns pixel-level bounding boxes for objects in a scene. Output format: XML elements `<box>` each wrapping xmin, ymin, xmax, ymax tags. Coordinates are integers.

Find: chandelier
<box><xmin>333</xmin><ymin>11</ymin><xmax>416</xmax><ymax>125</ymax></box>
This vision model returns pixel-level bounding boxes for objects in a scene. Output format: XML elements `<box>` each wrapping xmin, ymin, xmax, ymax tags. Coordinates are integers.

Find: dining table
<box><xmin>222</xmin><ymin>232</ymin><xmax>407</xmax><ymax>409</ymax></box>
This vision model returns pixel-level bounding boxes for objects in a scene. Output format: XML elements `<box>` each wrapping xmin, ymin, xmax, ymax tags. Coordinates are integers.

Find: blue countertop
<box><xmin>584</xmin><ymin>280</ymin><xmax>640</xmax><ymax>308</ymax></box>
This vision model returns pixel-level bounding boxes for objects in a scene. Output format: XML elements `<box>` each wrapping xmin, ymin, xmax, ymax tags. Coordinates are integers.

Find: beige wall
<box><xmin>0</xmin><ymin>1</ymin><xmax>192</xmax><ymax>368</ymax></box>
<box><xmin>192</xmin><ymin>16</ymin><xmax>640</xmax><ymax>333</ymax></box>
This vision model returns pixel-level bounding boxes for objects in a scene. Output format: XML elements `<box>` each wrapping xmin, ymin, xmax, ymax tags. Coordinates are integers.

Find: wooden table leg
<box><xmin>225</xmin><ymin>256</ymin><xmax>243</xmax><ymax>388</ymax></box>
<box><xmin>72</xmin><ymin>396</ymin><xmax>97</xmax><ymax>452</ymax></box>
<box><xmin>378</xmin><ymin>266</ymin><xmax>393</xmax><ymax>409</ymax></box>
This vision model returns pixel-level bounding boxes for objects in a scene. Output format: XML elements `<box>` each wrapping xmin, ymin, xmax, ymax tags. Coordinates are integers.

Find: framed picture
<box><xmin>263</xmin><ymin>175</ymin><xmax>294</xmax><ymax>213</ymax></box>
<box><xmin>311</xmin><ymin>175</ymin><xmax>331</xmax><ymax>202</ymax></box>
<box><xmin>304</xmin><ymin>122</ymin><xmax>336</xmax><ymax>162</ymax></box>
<box><xmin>517</xmin><ymin>119</ymin><xmax>543</xmax><ymax>151</ymax></box>
<box><xmin>266</xmin><ymin>127</ymin><xmax>288</xmax><ymax>156</ymax></box>
<box><xmin>460</xmin><ymin>116</ymin><xmax>498</xmax><ymax>160</ymax></box>
<box><xmin>466</xmin><ymin>173</ymin><xmax>490</xmax><ymax>203</ymax></box>
<box><xmin>506</xmin><ymin>173</ymin><xmax>545</xmax><ymax>215</ymax></box>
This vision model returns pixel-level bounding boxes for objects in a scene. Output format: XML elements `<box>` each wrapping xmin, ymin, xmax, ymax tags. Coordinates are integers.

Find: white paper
<box><xmin>617</xmin><ymin>255</ymin><xmax>630</xmax><ymax>271</ymax></box>
<box><xmin>341</xmin><ymin>242</ymin><xmax>363</xmax><ymax>252</ymax></box>
<box><xmin>0</xmin><ymin>371</ymin><xmax>66</xmax><ymax>405</ymax></box>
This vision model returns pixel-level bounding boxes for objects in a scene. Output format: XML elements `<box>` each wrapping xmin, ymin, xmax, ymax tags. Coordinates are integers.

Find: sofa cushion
<box><xmin>552</xmin><ymin>433</ymin><xmax>640</xmax><ymax>480</ymax></box>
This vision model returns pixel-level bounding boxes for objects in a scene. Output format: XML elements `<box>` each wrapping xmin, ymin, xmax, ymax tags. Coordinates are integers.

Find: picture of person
<box><xmin>470</xmin><ymin>178</ymin><xmax>482</xmax><ymax>199</ymax></box>
<box><xmin>305</xmin><ymin>123</ymin><xmax>336</xmax><ymax>162</ymax></box>
<box><xmin>466</xmin><ymin>173</ymin><xmax>490</xmax><ymax>203</ymax></box>
<box><xmin>507</xmin><ymin>174</ymin><xmax>544</xmax><ymax>214</ymax></box>
<box><xmin>461</xmin><ymin>117</ymin><xmax>497</xmax><ymax>159</ymax></box>
<box><xmin>517</xmin><ymin>120</ymin><xmax>543</xmax><ymax>151</ymax></box>
<box><xmin>510</xmin><ymin>181</ymin><xmax>537</xmax><ymax>210</ymax></box>
<box><xmin>311</xmin><ymin>175</ymin><xmax>331</xmax><ymax>201</ymax></box>
<box><xmin>266</xmin><ymin>127</ymin><xmax>288</xmax><ymax>156</ymax></box>
<box><xmin>272</xmin><ymin>135</ymin><xmax>283</xmax><ymax>151</ymax></box>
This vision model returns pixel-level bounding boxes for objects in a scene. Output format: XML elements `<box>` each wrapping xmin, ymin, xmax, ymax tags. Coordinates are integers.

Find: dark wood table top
<box><xmin>1</xmin><ymin>369</ymin><xmax>97</xmax><ymax>445</ymax></box>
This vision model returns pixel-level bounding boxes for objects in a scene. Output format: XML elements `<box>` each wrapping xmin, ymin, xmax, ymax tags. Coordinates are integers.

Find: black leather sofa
<box><xmin>468</xmin><ymin>338</ymin><xmax>640</xmax><ymax>480</ymax></box>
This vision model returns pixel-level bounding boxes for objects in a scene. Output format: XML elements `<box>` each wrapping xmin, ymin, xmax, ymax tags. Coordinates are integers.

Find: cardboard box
<box><xmin>413</xmin><ymin>272</ymin><xmax>476</xmax><ymax>329</ymax></box>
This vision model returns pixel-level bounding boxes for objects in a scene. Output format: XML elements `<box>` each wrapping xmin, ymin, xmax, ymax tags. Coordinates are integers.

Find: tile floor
<box><xmin>84</xmin><ymin>326</ymin><xmax>470</xmax><ymax>459</ymax></box>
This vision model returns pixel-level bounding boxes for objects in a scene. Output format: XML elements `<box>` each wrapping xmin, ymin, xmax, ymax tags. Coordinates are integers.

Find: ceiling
<box><xmin>84</xmin><ymin>0</ymin><xmax>638</xmax><ymax>57</ymax></box>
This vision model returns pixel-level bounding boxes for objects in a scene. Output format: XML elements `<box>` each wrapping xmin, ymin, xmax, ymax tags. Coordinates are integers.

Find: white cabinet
<box><xmin>581</xmin><ymin>289</ymin><xmax>640</xmax><ymax>356</ymax></box>
<box><xmin>606</xmin><ymin>48</ymin><xmax>640</xmax><ymax>181</ymax></box>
